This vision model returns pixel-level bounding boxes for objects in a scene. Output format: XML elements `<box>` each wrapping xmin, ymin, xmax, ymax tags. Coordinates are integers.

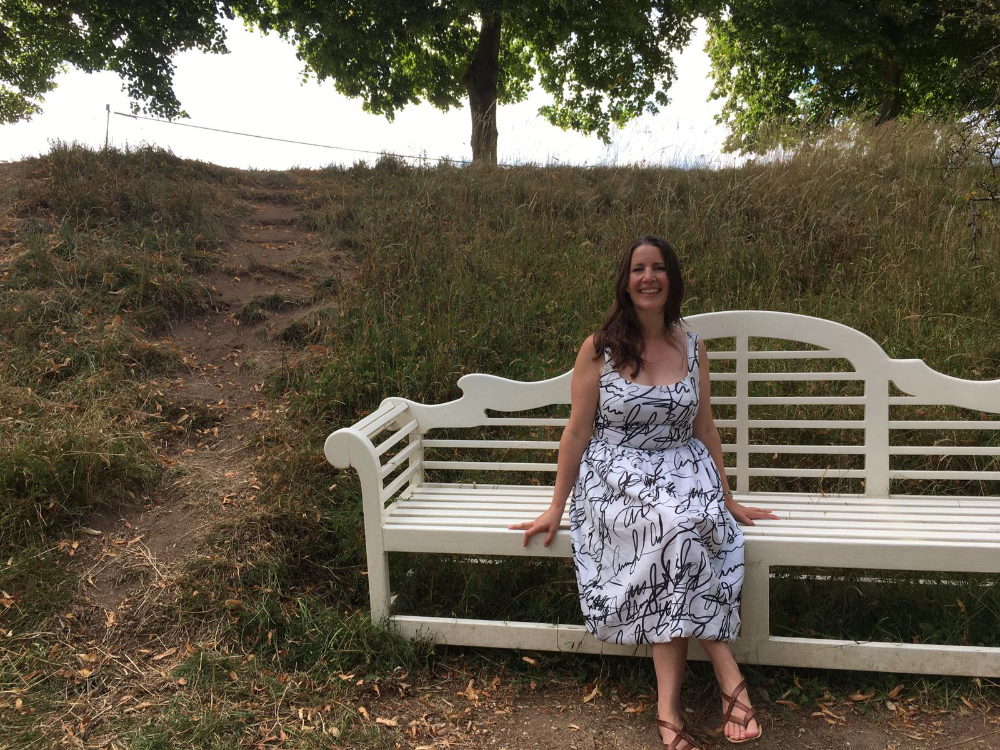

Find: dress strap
<box><xmin>685</xmin><ymin>330</ymin><xmax>699</xmax><ymax>376</ymax></box>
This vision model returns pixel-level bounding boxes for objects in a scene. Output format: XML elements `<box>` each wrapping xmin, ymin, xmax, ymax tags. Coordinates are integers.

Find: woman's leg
<box><xmin>651</xmin><ymin>638</ymin><xmax>697</xmax><ymax>747</ymax></box>
<box><xmin>699</xmin><ymin>639</ymin><xmax>761</xmax><ymax>742</ymax></box>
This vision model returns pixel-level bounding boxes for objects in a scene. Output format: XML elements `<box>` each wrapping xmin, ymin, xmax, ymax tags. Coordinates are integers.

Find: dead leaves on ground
<box><xmin>774</xmin><ymin>675</ymin><xmax>986</xmax><ymax>741</ymax></box>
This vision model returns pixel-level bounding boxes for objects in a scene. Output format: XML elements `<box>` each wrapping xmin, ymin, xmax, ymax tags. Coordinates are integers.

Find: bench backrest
<box><xmin>326</xmin><ymin>311</ymin><xmax>1000</xmax><ymax>503</ymax></box>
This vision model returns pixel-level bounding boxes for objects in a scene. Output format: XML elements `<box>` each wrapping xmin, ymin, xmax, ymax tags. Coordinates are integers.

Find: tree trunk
<box><xmin>463</xmin><ymin>14</ymin><xmax>502</xmax><ymax>164</ymax></box>
<box><xmin>876</xmin><ymin>59</ymin><xmax>902</xmax><ymax>125</ymax></box>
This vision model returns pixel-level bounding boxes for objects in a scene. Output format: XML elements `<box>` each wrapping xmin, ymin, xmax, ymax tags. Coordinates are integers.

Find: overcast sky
<box><xmin>0</xmin><ymin>18</ymin><xmax>736</xmax><ymax>170</ymax></box>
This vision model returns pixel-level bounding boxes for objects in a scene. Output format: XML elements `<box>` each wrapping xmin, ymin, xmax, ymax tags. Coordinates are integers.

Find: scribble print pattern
<box><xmin>569</xmin><ymin>331</ymin><xmax>745</xmax><ymax>645</ymax></box>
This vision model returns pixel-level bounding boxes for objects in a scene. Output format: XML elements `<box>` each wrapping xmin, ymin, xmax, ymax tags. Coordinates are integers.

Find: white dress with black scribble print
<box><xmin>569</xmin><ymin>330</ymin><xmax>745</xmax><ymax>645</ymax></box>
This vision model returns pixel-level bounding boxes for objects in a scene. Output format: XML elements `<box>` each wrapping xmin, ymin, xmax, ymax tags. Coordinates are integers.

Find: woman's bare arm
<box><xmin>508</xmin><ymin>335</ymin><xmax>603</xmax><ymax>546</ymax></box>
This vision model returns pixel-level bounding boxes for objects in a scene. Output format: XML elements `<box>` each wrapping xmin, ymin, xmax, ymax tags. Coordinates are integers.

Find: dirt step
<box><xmin>237</xmin><ymin>188</ymin><xmax>303</xmax><ymax>204</ymax></box>
<box><xmin>248</xmin><ymin>203</ymin><xmax>300</xmax><ymax>227</ymax></box>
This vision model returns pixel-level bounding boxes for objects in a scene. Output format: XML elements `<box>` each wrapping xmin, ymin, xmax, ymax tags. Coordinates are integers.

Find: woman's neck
<box><xmin>636</xmin><ymin>309</ymin><xmax>669</xmax><ymax>342</ymax></box>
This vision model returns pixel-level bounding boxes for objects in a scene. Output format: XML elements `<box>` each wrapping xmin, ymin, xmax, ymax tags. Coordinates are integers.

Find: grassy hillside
<box><xmin>1</xmin><ymin>120</ymin><xmax>998</xmax><ymax>746</ymax></box>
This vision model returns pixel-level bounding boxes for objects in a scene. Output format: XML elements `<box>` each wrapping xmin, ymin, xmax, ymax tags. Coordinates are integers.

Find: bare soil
<box><xmin>72</xmin><ymin>182</ymin><xmax>349</xmax><ymax>628</ymax></box>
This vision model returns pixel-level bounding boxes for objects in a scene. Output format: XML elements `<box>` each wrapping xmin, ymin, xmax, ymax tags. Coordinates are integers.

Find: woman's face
<box><xmin>627</xmin><ymin>243</ymin><xmax>669</xmax><ymax>312</ymax></box>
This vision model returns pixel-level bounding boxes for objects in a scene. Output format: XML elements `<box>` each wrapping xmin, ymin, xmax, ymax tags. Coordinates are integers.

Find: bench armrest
<box><xmin>325</xmin><ymin>399</ymin><xmax>424</xmax><ymax>506</ymax></box>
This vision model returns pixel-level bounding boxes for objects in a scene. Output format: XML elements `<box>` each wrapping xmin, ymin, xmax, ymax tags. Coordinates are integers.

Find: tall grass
<box><xmin>255</xmin><ymin>118</ymin><xmax>999</xmax><ymax>649</ymax></box>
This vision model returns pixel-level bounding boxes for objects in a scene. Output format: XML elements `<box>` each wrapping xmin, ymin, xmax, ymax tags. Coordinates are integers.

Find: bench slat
<box><xmin>380</xmin><ymin>441</ymin><xmax>421</xmax><ymax>479</ymax></box>
<box><xmin>889</xmin><ymin>420</ymin><xmax>1000</xmax><ymax>430</ymax></box>
<box><xmin>708</xmin><ymin>350</ymin><xmax>845</xmax><ymax>360</ymax></box>
<box><xmin>713</xmin><ymin>397</ymin><xmax>868</xmax><ymax>405</ymax></box>
<box><xmin>375</xmin><ymin>419</ymin><xmax>419</xmax><ymax>457</ymax></box>
<box><xmin>712</xmin><ymin>372</ymin><xmax>862</xmax><ymax>381</ymax></box>
<box><xmin>388</xmin><ymin>505</ymin><xmax>1000</xmax><ymax>527</ymax></box>
<box><xmin>381</xmin><ymin>521</ymin><xmax>1000</xmax><ymax>544</ymax></box>
<box><xmin>393</xmin><ymin>500</ymin><xmax>1000</xmax><ymax>518</ymax></box>
<box><xmin>360</xmin><ymin>401</ymin><xmax>409</xmax><ymax>438</ymax></box>
<box><xmin>408</xmin><ymin>484</ymin><xmax>1000</xmax><ymax>504</ymax></box>
<box><xmin>380</xmin><ymin>462</ymin><xmax>421</xmax><ymax>503</ymax></box>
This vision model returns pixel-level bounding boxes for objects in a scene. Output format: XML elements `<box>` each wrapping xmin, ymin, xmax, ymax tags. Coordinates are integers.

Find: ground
<box><xmin>30</xmin><ymin>174</ymin><xmax>1000</xmax><ymax>750</ymax></box>
<box><xmin>345</xmin><ymin>670</ymin><xmax>1000</xmax><ymax>750</ymax></box>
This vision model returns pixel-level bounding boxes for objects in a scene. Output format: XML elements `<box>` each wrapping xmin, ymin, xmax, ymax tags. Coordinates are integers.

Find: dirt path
<box><xmin>72</xmin><ymin>182</ymin><xmax>348</xmax><ymax>629</ymax></box>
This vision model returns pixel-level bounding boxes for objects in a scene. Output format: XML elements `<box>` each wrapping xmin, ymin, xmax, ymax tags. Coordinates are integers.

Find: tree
<box><xmin>239</xmin><ymin>1</ymin><xmax>704</xmax><ymax>163</ymax></box>
<box><xmin>1</xmin><ymin>0</ymin><xmax>234</xmax><ymax>123</ymax></box>
<box><xmin>706</xmin><ymin>1</ymin><xmax>1000</xmax><ymax>153</ymax></box>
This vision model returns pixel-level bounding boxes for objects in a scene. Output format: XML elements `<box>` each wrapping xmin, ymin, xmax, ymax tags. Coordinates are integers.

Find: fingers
<box><xmin>544</xmin><ymin>526</ymin><xmax>556</xmax><ymax>547</ymax></box>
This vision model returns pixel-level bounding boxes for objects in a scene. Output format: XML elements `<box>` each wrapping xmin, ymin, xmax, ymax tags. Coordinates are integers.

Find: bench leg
<box><xmin>734</xmin><ymin>548</ymin><xmax>769</xmax><ymax>664</ymax></box>
<box><xmin>366</xmin><ymin>545</ymin><xmax>392</xmax><ymax>625</ymax></box>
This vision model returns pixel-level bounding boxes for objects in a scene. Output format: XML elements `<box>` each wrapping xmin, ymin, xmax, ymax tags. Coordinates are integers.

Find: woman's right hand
<box><xmin>508</xmin><ymin>506</ymin><xmax>563</xmax><ymax>548</ymax></box>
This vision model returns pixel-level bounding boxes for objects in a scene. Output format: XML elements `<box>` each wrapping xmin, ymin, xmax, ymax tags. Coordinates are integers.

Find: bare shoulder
<box><xmin>574</xmin><ymin>334</ymin><xmax>603</xmax><ymax>375</ymax></box>
<box><xmin>577</xmin><ymin>334</ymin><xmax>601</xmax><ymax>361</ymax></box>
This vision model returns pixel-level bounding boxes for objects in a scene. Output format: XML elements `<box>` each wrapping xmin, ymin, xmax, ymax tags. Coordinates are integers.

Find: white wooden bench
<box><xmin>324</xmin><ymin>311</ymin><xmax>1000</xmax><ymax>677</ymax></box>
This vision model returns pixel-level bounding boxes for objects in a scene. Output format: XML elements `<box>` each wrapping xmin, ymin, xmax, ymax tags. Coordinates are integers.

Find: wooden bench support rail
<box><xmin>391</xmin><ymin>617</ymin><xmax>1000</xmax><ymax>678</ymax></box>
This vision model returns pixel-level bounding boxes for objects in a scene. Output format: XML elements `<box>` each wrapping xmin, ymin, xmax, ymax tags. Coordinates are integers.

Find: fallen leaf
<box><xmin>888</xmin><ymin>684</ymin><xmax>904</xmax><ymax>699</ymax></box>
<box><xmin>152</xmin><ymin>647</ymin><xmax>177</xmax><ymax>661</ymax></box>
<box><xmin>358</xmin><ymin>706</ymin><xmax>369</xmax><ymax>719</ymax></box>
<box><xmin>522</xmin><ymin>656</ymin><xmax>539</xmax><ymax>667</ymax></box>
<box><xmin>80</xmin><ymin>527</ymin><xmax>102</xmax><ymax>536</ymax></box>
<box><xmin>376</xmin><ymin>717</ymin><xmax>399</xmax><ymax>727</ymax></box>
<box><xmin>464</xmin><ymin>680</ymin><xmax>478</xmax><ymax>701</ymax></box>
<box><xmin>847</xmin><ymin>692</ymin><xmax>874</xmax><ymax>701</ymax></box>
<box><xmin>775</xmin><ymin>700</ymin><xmax>797</xmax><ymax>709</ymax></box>
<box><xmin>583</xmin><ymin>685</ymin><xmax>601</xmax><ymax>704</ymax></box>
<box><xmin>961</xmin><ymin>697</ymin><xmax>975</xmax><ymax>710</ymax></box>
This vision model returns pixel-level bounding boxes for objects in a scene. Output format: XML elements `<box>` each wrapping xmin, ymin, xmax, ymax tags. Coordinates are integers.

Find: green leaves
<box><xmin>236</xmin><ymin>1</ymin><xmax>704</xmax><ymax>157</ymax></box>
<box><xmin>0</xmin><ymin>0</ymin><xmax>235</xmax><ymax>123</ymax></box>
<box><xmin>707</xmin><ymin>1</ymin><xmax>1000</xmax><ymax>153</ymax></box>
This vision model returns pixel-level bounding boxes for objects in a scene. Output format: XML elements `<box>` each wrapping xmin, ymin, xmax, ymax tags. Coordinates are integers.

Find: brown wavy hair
<box><xmin>593</xmin><ymin>235</ymin><xmax>685</xmax><ymax>378</ymax></box>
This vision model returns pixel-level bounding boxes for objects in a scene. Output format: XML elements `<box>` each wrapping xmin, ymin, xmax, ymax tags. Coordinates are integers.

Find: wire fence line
<box><xmin>112</xmin><ymin>110</ymin><xmax>481</xmax><ymax>166</ymax></box>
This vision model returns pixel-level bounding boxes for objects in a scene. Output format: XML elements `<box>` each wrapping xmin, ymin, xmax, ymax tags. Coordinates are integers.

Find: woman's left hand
<box><xmin>726</xmin><ymin>501</ymin><xmax>779</xmax><ymax>526</ymax></box>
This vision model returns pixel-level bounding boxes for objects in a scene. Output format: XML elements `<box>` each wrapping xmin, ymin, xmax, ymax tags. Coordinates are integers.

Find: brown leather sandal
<box><xmin>656</xmin><ymin>718</ymin><xmax>700</xmax><ymax>750</ymax></box>
<box><xmin>720</xmin><ymin>679</ymin><xmax>763</xmax><ymax>744</ymax></box>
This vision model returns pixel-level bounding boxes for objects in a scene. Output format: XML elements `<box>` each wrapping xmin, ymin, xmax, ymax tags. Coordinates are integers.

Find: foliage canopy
<box><xmin>0</xmin><ymin>0</ymin><xmax>234</xmax><ymax>123</ymax></box>
<box><xmin>706</xmin><ymin>0</ymin><xmax>1000</xmax><ymax>153</ymax></box>
<box><xmin>240</xmin><ymin>0</ymin><xmax>704</xmax><ymax>163</ymax></box>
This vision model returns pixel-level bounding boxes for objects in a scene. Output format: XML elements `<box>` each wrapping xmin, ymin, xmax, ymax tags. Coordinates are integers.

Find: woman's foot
<box><xmin>656</xmin><ymin>712</ymin><xmax>700</xmax><ymax>750</ymax></box>
<box><xmin>719</xmin><ymin>678</ymin><xmax>762</xmax><ymax>743</ymax></box>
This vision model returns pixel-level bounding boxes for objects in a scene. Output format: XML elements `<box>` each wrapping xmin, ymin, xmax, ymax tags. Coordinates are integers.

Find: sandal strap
<box><xmin>721</xmin><ymin>679</ymin><xmax>758</xmax><ymax>729</ymax></box>
<box><xmin>657</xmin><ymin>719</ymin><xmax>699</xmax><ymax>750</ymax></box>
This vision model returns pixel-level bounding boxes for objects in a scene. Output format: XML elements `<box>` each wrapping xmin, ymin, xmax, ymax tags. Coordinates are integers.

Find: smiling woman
<box><xmin>510</xmin><ymin>235</ymin><xmax>776</xmax><ymax>748</ymax></box>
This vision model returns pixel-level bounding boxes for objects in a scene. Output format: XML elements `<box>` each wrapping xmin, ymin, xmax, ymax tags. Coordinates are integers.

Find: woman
<box><xmin>509</xmin><ymin>236</ymin><xmax>776</xmax><ymax>748</ymax></box>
